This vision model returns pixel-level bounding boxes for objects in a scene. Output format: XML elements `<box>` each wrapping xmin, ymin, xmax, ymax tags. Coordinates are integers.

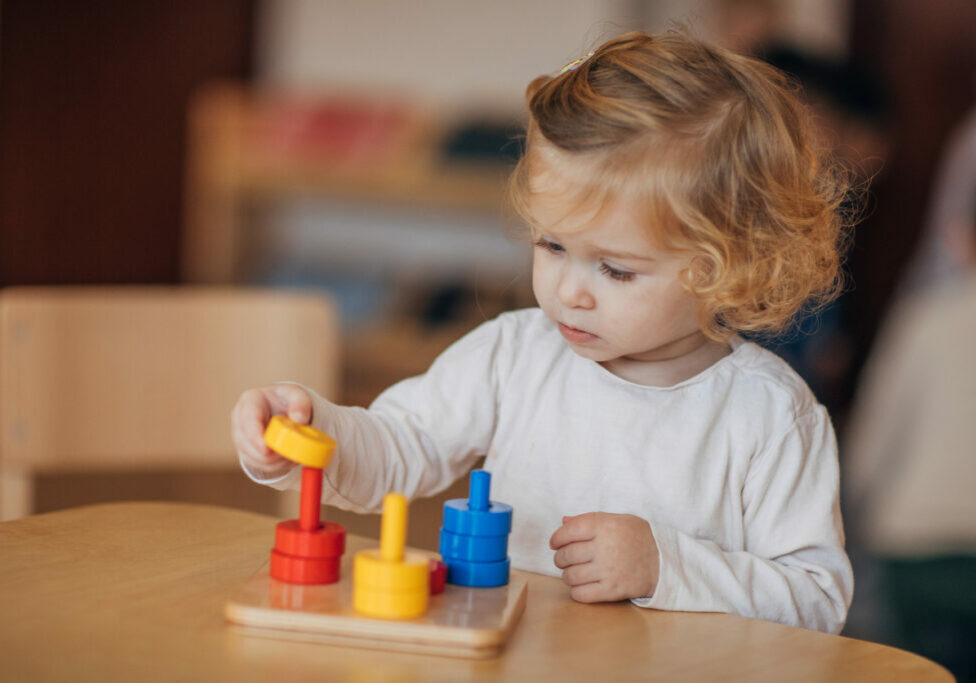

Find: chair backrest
<box><xmin>0</xmin><ymin>286</ymin><xmax>339</xmax><ymax>519</ymax></box>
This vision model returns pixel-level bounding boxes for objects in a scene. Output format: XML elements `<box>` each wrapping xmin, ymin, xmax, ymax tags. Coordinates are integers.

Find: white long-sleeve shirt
<box><xmin>246</xmin><ymin>308</ymin><xmax>853</xmax><ymax>633</ymax></box>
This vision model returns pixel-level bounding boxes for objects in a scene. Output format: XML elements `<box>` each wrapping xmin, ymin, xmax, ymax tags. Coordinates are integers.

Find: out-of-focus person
<box><xmin>896</xmin><ymin>102</ymin><xmax>976</xmax><ymax>297</ymax></box>
<box><xmin>844</xmin><ymin>187</ymin><xmax>976</xmax><ymax>681</ymax></box>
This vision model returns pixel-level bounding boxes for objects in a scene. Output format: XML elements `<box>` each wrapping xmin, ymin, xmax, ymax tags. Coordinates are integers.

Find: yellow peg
<box><xmin>353</xmin><ymin>493</ymin><xmax>430</xmax><ymax>619</ymax></box>
<box><xmin>380</xmin><ymin>493</ymin><xmax>406</xmax><ymax>562</ymax></box>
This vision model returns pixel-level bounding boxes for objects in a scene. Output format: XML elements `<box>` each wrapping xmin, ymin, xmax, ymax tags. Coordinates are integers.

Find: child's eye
<box><xmin>534</xmin><ymin>237</ymin><xmax>564</xmax><ymax>254</ymax></box>
<box><xmin>599</xmin><ymin>262</ymin><xmax>636</xmax><ymax>282</ymax></box>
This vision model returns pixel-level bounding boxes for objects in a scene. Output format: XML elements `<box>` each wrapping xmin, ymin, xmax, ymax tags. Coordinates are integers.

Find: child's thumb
<box><xmin>287</xmin><ymin>394</ymin><xmax>313</xmax><ymax>424</ymax></box>
<box><xmin>288</xmin><ymin>405</ymin><xmax>311</xmax><ymax>424</ymax></box>
<box><xmin>272</xmin><ymin>383</ymin><xmax>312</xmax><ymax>424</ymax></box>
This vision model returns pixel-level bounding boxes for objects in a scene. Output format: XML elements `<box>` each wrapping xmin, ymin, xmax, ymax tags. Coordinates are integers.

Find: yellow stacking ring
<box><xmin>353</xmin><ymin>587</ymin><xmax>428</xmax><ymax>619</ymax></box>
<box><xmin>353</xmin><ymin>549</ymin><xmax>429</xmax><ymax>592</ymax></box>
<box><xmin>353</xmin><ymin>493</ymin><xmax>430</xmax><ymax>619</ymax></box>
<box><xmin>263</xmin><ymin>415</ymin><xmax>336</xmax><ymax>469</ymax></box>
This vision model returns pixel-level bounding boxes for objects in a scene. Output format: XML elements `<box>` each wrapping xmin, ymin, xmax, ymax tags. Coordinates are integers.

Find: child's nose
<box><xmin>557</xmin><ymin>270</ymin><xmax>595</xmax><ymax>309</ymax></box>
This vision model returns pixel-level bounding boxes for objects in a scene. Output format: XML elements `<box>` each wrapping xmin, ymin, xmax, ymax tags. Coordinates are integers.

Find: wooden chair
<box><xmin>0</xmin><ymin>286</ymin><xmax>339</xmax><ymax>520</ymax></box>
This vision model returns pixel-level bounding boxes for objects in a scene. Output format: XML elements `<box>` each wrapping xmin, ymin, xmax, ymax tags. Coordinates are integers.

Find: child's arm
<box><xmin>231</xmin><ymin>315</ymin><xmax>515</xmax><ymax>513</ymax></box>
<box><xmin>551</xmin><ymin>407</ymin><xmax>852</xmax><ymax>634</ymax></box>
<box><xmin>644</xmin><ymin>407</ymin><xmax>851</xmax><ymax>633</ymax></box>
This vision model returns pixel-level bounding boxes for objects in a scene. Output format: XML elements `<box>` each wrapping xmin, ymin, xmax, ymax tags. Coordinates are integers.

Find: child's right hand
<box><xmin>230</xmin><ymin>383</ymin><xmax>313</xmax><ymax>476</ymax></box>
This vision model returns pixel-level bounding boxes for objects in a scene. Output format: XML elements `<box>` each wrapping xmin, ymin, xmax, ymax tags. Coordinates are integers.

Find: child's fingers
<box><xmin>238</xmin><ymin>443</ymin><xmax>278</xmax><ymax>472</ymax></box>
<box><xmin>553</xmin><ymin>541</ymin><xmax>593</xmax><ymax>569</ymax></box>
<box><xmin>569</xmin><ymin>581</ymin><xmax>609</xmax><ymax>604</ymax></box>
<box><xmin>268</xmin><ymin>383</ymin><xmax>313</xmax><ymax>424</ymax></box>
<box><xmin>235</xmin><ymin>415</ymin><xmax>292</xmax><ymax>475</ymax></box>
<box><xmin>230</xmin><ymin>384</ymin><xmax>311</xmax><ymax>477</ymax></box>
<box><xmin>231</xmin><ymin>418</ymin><xmax>275</xmax><ymax>471</ymax></box>
<box><xmin>561</xmin><ymin>561</ymin><xmax>601</xmax><ymax>588</ymax></box>
<box><xmin>232</xmin><ymin>389</ymin><xmax>273</xmax><ymax>452</ymax></box>
<box><xmin>549</xmin><ymin>512</ymin><xmax>599</xmax><ymax>549</ymax></box>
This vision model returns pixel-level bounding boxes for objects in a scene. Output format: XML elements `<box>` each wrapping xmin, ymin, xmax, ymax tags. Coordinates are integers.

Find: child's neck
<box><xmin>599</xmin><ymin>334</ymin><xmax>732</xmax><ymax>387</ymax></box>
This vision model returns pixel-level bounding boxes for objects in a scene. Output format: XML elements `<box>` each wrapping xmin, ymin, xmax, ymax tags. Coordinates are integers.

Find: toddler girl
<box><xmin>232</xmin><ymin>30</ymin><xmax>854</xmax><ymax>634</ymax></box>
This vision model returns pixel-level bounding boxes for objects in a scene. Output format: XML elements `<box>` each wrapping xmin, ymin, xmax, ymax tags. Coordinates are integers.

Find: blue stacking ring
<box><xmin>442</xmin><ymin>498</ymin><xmax>512</xmax><ymax>536</ymax></box>
<box><xmin>439</xmin><ymin>528</ymin><xmax>508</xmax><ymax>563</ymax></box>
<box><xmin>446</xmin><ymin>556</ymin><xmax>510</xmax><ymax>588</ymax></box>
<box><xmin>442</xmin><ymin>469</ymin><xmax>512</xmax><ymax>536</ymax></box>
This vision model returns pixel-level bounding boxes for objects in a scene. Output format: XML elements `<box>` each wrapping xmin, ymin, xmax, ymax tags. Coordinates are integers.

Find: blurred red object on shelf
<box><xmin>251</xmin><ymin>96</ymin><xmax>419</xmax><ymax>168</ymax></box>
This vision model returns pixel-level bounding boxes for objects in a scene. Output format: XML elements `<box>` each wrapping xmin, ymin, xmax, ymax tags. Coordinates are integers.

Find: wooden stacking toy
<box><xmin>225</xmin><ymin>468</ymin><xmax>529</xmax><ymax>657</ymax></box>
<box><xmin>263</xmin><ymin>415</ymin><xmax>345</xmax><ymax>584</ymax></box>
<box><xmin>439</xmin><ymin>470</ymin><xmax>512</xmax><ymax>587</ymax></box>
<box><xmin>353</xmin><ymin>493</ymin><xmax>430</xmax><ymax>619</ymax></box>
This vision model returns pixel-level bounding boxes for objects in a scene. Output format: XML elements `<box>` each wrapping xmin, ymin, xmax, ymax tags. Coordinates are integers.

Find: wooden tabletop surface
<box><xmin>0</xmin><ymin>502</ymin><xmax>953</xmax><ymax>682</ymax></box>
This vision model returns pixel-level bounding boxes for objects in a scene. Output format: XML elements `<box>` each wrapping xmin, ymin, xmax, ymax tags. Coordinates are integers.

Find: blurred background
<box><xmin>1</xmin><ymin>0</ymin><xmax>975</xmax><ymax>678</ymax></box>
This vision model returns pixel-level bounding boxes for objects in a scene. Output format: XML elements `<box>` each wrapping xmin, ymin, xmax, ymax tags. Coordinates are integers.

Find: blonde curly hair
<box><xmin>509</xmin><ymin>30</ymin><xmax>854</xmax><ymax>341</ymax></box>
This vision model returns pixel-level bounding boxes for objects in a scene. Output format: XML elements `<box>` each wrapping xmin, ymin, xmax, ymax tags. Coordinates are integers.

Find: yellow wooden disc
<box><xmin>353</xmin><ymin>585</ymin><xmax>429</xmax><ymax>620</ymax></box>
<box><xmin>263</xmin><ymin>415</ymin><xmax>336</xmax><ymax>469</ymax></box>
<box><xmin>351</xmin><ymin>492</ymin><xmax>429</xmax><ymax>618</ymax></box>
<box><xmin>353</xmin><ymin>549</ymin><xmax>429</xmax><ymax>592</ymax></box>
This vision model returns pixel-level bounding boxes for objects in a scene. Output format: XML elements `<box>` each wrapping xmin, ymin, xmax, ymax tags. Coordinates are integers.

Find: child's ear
<box><xmin>682</xmin><ymin>254</ymin><xmax>712</xmax><ymax>289</ymax></box>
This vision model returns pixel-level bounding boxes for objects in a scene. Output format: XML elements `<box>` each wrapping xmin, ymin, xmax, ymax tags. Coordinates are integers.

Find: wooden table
<box><xmin>0</xmin><ymin>502</ymin><xmax>953</xmax><ymax>682</ymax></box>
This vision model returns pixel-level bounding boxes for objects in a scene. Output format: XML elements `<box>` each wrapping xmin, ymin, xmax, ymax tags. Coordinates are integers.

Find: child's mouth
<box><xmin>558</xmin><ymin>323</ymin><xmax>599</xmax><ymax>344</ymax></box>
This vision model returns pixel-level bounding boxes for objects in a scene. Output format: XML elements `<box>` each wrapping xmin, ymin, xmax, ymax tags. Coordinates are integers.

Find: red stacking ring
<box><xmin>270</xmin><ymin>551</ymin><xmax>341</xmax><ymax>584</ymax></box>
<box><xmin>273</xmin><ymin>519</ymin><xmax>345</xmax><ymax>558</ymax></box>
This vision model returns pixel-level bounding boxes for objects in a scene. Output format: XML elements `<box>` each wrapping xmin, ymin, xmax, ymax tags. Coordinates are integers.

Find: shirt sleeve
<box><xmin>241</xmin><ymin>317</ymin><xmax>510</xmax><ymax>513</ymax></box>
<box><xmin>632</xmin><ymin>406</ymin><xmax>853</xmax><ymax>634</ymax></box>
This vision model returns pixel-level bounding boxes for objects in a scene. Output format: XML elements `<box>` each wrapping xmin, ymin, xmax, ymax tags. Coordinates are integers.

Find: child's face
<box><xmin>528</xmin><ymin>150</ymin><xmax>710</xmax><ymax>376</ymax></box>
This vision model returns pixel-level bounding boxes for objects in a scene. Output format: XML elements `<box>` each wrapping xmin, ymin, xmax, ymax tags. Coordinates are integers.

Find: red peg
<box><xmin>263</xmin><ymin>417</ymin><xmax>345</xmax><ymax>585</ymax></box>
<box><xmin>299</xmin><ymin>466</ymin><xmax>323</xmax><ymax>531</ymax></box>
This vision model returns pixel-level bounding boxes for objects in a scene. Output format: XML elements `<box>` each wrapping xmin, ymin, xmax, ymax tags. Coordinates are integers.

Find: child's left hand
<box><xmin>549</xmin><ymin>512</ymin><xmax>659</xmax><ymax>603</ymax></box>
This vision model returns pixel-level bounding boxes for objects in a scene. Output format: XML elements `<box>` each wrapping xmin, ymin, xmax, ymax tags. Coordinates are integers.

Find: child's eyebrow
<box><xmin>597</xmin><ymin>248</ymin><xmax>657</xmax><ymax>262</ymax></box>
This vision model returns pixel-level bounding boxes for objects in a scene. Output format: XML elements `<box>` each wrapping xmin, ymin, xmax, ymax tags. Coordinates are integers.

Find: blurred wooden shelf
<box><xmin>182</xmin><ymin>84</ymin><xmax>511</xmax><ymax>284</ymax></box>
<box><xmin>180</xmin><ymin>84</ymin><xmax>530</xmax><ymax>412</ymax></box>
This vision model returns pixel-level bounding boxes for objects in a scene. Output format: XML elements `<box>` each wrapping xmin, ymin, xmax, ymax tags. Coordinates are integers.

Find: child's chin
<box><xmin>566</xmin><ymin>344</ymin><xmax>614</xmax><ymax>362</ymax></box>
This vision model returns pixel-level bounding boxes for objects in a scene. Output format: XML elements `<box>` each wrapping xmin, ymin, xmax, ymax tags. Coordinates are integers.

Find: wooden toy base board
<box><xmin>225</xmin><ymin>562</ymin><xmax>527</xmax><ymax>659</ymax></box>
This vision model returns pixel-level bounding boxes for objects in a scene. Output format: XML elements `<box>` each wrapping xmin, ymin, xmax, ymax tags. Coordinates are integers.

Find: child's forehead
<box><xmin>527</xmin><ymin>145</ymin><xmax>649</xmax><ymax>233</ymax></box>
<box><xmin>526</xmin><ymin>138</ymin><xmax>674</xmax><ymax>215</ymax></box>
<box><xmin>527</xmin><ymin>148</ymin><xmax>605</xmax><ymax>224</ymax></box>
<box><xmin>527</xmin><ymin>181</ymin><xmax>614</xmax><ymax>236</ymax></box>
<box><xmin>527</xmin><ymin>144</ymin><xmax>602</xmax><ymax>195</ymax></box>
<box><xmin>525</xmin><ymin>149</ymin><xmax>692</xmax><ymax>255</ymax></box>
